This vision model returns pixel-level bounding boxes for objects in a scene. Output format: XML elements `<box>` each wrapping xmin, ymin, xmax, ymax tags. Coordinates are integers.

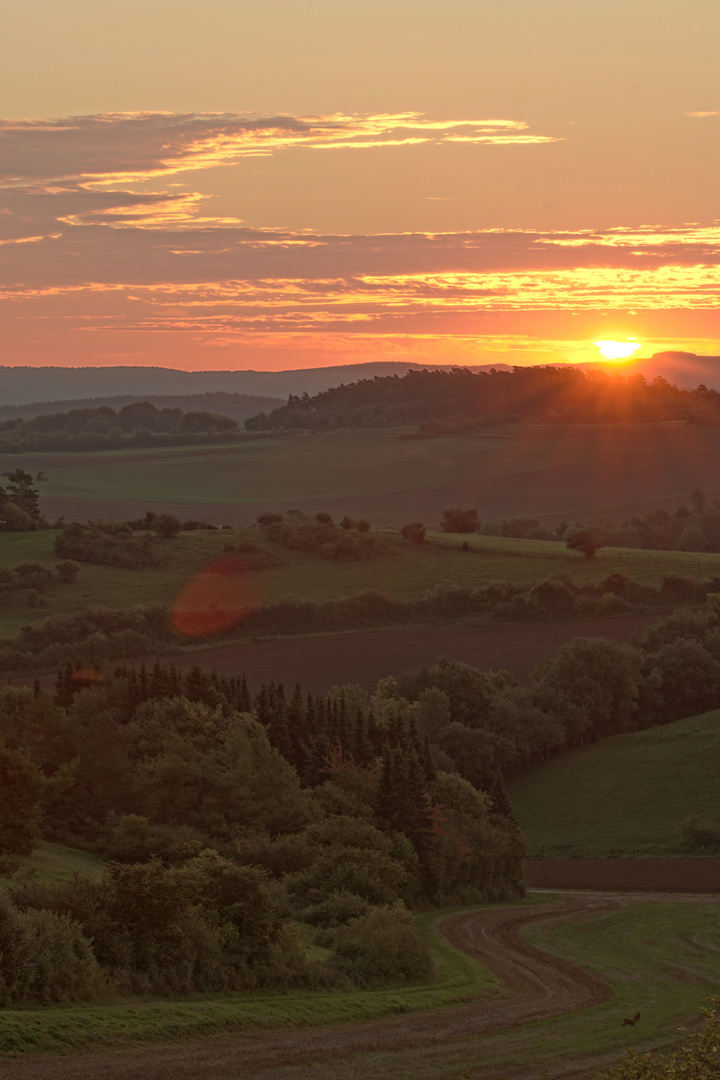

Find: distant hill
<box><xmin>0</xmin><ymin>362</ymin><xmax>509</xmax><ymax>407</ymax></box>
<box><xmin>1</xmin><ymin>354</ymin><xmax>718</xmax><ymax>410</ymax></box>
<box><xmin>0</xmin><ymin>392</ymin><xmax>284</xmax><ymax>424</ymax></box>
<box><xmin>244</xmin><ymin>364</ymin><xmax>720</xmax><ymax>432</ymax></box>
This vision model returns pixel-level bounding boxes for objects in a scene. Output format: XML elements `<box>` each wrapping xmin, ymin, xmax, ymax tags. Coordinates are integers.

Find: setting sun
<box><xmin>593</xmin><ymin>340</ymin><xmax>642</xmax><ymax>361</ymax></box>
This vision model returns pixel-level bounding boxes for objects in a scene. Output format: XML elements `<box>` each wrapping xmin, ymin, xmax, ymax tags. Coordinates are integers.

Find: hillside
<box><xmin>244</xmin><ymin>365</ymin><xmax>720</xmax><ymax>432</ymax></box>
<box><xmin>507</xmin><ymin>709</ymin><xmax>720</xmax><ymax>857</ymax></box>
<box><xmin>0</xmin><ymin>392</ymin><xmax>284</xmax><ymax>425</ymax></box>
<box><xmin>15</xmin><ymin>422</ymin><xmax>720</xmax><ymax>528</ymax></box>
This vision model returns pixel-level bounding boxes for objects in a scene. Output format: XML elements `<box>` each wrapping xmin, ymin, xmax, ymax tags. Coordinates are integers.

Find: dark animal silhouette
<box><xmin>621</xmin><ymin>1012</ymin><xmax>642</xmax><ymax>1027</ymax></box>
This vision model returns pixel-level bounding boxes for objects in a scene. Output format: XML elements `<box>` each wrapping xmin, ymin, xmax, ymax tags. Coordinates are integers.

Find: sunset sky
<box><xmin>2</xmin><ymin>0</ymin><xmax>719</xmax><ymax>372</ymax></box>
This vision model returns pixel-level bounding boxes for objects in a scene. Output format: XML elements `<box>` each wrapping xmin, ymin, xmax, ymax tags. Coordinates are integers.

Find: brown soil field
<box><xmin>172</xmin><ymin>612</ymin><xmax>661</xmax><ymax>694</ymax></box>
<box><xmin>524</xmin><ymin>859</ymin><xmax>720</xmax><ymax>893</ymax></box>
<box><xmin>1</xmin><ymin>895</ymin><xmax>620</xmax><ymax>1080</ymax></box>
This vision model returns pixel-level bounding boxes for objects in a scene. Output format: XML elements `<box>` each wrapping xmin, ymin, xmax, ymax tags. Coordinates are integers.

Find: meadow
<box><xmin>1</xmin><ymin>525</ymin><xmax>720</xmax><ymax>640</ymax></box>
<box><xmin>6</xmin><ymin>420</ymin><xmax>720</xmax><ymax>529</ymax></box>
<box><xmin>507</xmin><ymin>708</ymin><xmax>720</xmax><ymax>857</ymax></box>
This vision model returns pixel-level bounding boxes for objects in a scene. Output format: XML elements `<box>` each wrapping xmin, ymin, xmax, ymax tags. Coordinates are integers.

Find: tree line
<box><xmin>0</xmin><ymin>401</ymin><xmax>239</xmax><ymax>453</ymax></box>
<box><xmin>244</xmin><ymin>367</ymin><xmax>720</xmax><ymax>431</ymax></box>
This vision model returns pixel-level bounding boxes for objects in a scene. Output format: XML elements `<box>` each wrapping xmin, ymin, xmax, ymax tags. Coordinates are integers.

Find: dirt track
<box><xmin>2</xmin><ymin>896</ymin><xmax>620</xmax><ymax>1080</ymax></box>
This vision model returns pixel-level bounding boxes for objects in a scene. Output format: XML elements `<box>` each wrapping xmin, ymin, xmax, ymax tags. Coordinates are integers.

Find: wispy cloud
<box><xmin>0</xmin><ymin>111</ymin><xmax>559</xmax><ymax>187</ymax></box>
<box><xmin>1</xmin><ymin>109</ymin><xmax>718</xmax><ymax>369</ymax></box>
<box><xmin>684</xmin><ymin>111</ymin><xmax>720</xmax><ymax>118</ymax></box>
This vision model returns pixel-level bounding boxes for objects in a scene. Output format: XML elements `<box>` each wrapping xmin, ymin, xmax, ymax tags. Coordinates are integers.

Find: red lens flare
<box><xmin>171</xmin><ymin>554</ymin><xmax>264</xmax><ymax>638</ymax></box>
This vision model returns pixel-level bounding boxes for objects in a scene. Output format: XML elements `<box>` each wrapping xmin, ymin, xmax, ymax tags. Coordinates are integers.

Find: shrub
<box><xmin>400</xmin><ymin>522</ymin><xmax>426</xmax><ymax>544</ymax></box>
<box><xmin>440</xmin><ymin>508</ymin><xmax>479</xmax><ymax>534</ymax></box>
<box><xmin>150</xmin><ymin>513</ymin><xmax>181</xmax><ymax>539</ymax></box>
<box><xmin>55</xmin><ymin>559</ymin><xmax>80</xmax><ymax>583</ymax></box>
<box><xmin>329</xmin><ymin>904</ymin><xmax>433</xmax><ymax>987</ymax></box>
<box><xmin>14</xmin><ymin>562</ymin><xmax>53</xmax><ymax>591</ymax></box>
<box><xmin>680</xmin><ymin>814</ymin><xmax>720</xmax><ymax>853</ymax></box>
<box><xmin>54</xmin><ymin>522</ymin><xmax>163</xmax><ymax>569</ymax></box>
<box><xmin>0</xmin><ymin>893</ymin><xmax>103</xmax><ymax>1005</ymax></box>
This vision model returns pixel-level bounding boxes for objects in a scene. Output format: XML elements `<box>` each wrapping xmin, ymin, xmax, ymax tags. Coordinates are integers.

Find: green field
<box><xmin>507</xmin><ymin>709</ymin><xmax>720</xmax><ymax>857</ymax></box>
<box><xmin>6</xmin><ymin>420</ymin><xmax>720</xmax><ymax>527</ymax></box>
<box><xmin>1</xmin><ymin>526</ymin><xmax>720</xmax><ymax>640</ymax></box>
<box><xmin>0</xmin><ymin>842</ymin><xmax>103</xmax><ymax>886</ymax></box>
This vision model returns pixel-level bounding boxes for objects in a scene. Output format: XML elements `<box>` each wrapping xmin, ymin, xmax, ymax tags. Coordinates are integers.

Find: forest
<box><xmin>0</xmin><ymin>402</ymin><xmax>239</xmax><ymax>453</ymax></box>
<box><xmin>4</xmin><ymin>592</ymin><xmax>720</xmax><ymax>1006</ymax></box>
<box><xmin>244</xmin><ymin>366</ymin><xmax>720</xmax><ymax>431</ymax></box>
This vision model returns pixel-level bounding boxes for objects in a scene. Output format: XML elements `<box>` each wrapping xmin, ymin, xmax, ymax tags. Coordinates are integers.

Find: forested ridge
<box><xmin>245</xmin><ymin>366</ymin><xmax>720</xmax><ymax>431</ymax></box>
<box><xmin>0</xmin><ymin>401</ymin><xmax>239</xmax><ymax>453</ymax></box>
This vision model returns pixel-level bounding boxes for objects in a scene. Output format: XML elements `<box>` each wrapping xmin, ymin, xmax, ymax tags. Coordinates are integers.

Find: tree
<box><xmin>440</xmin><ymin>508</ymin><xmax>479</xmax><ymax>534</ymax></box>
<box><xmin>0</xmin><ymin>740</ymin><xmax>46</xmax><ymax>855</ymax></box>
<box><xmin>5</xmin><ymin>469</ymin><xmax>40</xmax><ymax>520</ymax></box>
<box><xmin>150</xmin><ymin>513</ymin><xmax>181</xmax><ymax>539</ymax></box>
<box><xmin>565</xmin><ymin>527</ymin><xmax>605</xmax><ymax>559</ymax></box>
<box><xmin>400</xmin><ymin>522</ymin><xmax>426</xmax><ymax>544</ymax></box>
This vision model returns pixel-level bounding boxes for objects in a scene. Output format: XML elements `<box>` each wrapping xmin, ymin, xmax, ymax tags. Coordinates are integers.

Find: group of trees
<box><xmin>257</xmin><ymin>511</ymin><xmax>377</xmax><ymax>563</ymax></box>
<box><xmin>244</xmin><ymin>367</ymin><xmax>720</xmax><ymax>432</ymax></box>
<box><xmin>0</xmin><ymin>559</ymin><xmax>79</xmax><ymax>609</ymax></box>
<box><xmin>0</xmin><ymin>402</ymin><xmax>239</xmax><ymax>453</ymax></box>
<box><xmin>428</xmin><ymin>488</ymin><xmax>720</xmax><ymax>558</ymax></box>
<box><xmin>0</xmin><ymin>657</ymin><xmax>525</xmax><ymax>1003</ymax></box>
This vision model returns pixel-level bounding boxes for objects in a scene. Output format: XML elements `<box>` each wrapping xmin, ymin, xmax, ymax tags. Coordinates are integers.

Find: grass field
<box><xmin>507</xmin><ymin>709</ymin><xmax>720</xmax><ymax>857</ymax></box>
<box><xmin>0</xmin><ymin>843</ymin><xmax>103</xmax><ymax>887</ymax></box>
<box><xmin>7</xmin><ymin>420</ymin><xmax>720</xmax><ymax>528</ymax></box>
<box><xmin>1</xmin><ymin>526</ymin><xmax>720</xmax><ymax>641</ymax></box>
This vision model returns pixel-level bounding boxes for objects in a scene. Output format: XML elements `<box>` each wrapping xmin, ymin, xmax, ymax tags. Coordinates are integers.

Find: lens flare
<box><xmin>593</xmin><ymin>339</ymin><xmax>642</xmax><ymax>361</ymax></box>
<box><xmin>171</xmin><ymin>555</ymin><xmax>263</xmax><ymax>637</ymax></box>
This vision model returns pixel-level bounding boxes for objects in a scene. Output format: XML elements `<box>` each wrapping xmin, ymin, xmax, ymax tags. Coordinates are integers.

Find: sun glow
<box><xmin>593</xmin><ymin>339</ymin><xmax>642</xmax><ymax>361</ymax></box>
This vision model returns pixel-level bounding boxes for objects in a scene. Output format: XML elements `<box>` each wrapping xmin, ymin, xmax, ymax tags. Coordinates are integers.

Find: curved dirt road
<box><xmin>2</xmin><ymin>896</ymin><xmax>619</xmax><ymax>1080</ymax></box>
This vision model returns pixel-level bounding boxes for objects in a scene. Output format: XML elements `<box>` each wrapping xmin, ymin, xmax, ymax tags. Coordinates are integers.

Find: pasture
<box><xmin>507</xmin><ymin>708</ymin><xmax>720</xmax><ymax>857</ymax></box>
<box><xmin>1</xmin><ymin>525</ymin><xmax>720</xmax><ymax>641</ymax></box>
<box><xmin>5</xmin><ymin>420</ymin><xmax>720</xmax><ymax>528</ymax></box>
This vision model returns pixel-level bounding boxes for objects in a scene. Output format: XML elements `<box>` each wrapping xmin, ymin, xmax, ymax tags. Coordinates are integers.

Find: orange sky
<box><xmin>1</xmin><ymin>0</ymin><xmax>719</xmax><ymax>371</ymax></box>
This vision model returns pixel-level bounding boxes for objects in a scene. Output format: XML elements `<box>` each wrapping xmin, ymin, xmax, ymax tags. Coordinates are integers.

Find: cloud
<box><xmin>684</xmin><ymin>111</ymin><xmax>720</xmax><ymax>118</ymax></box>
<box><xmin>0</xmin><ymin>111</ymin><xmax>560</xmax><ymax>187</ymax></box>
<box><xmin>0</xmin><ymin>109</ymin><xmax>718</xmax><ymax>364</ymax></box>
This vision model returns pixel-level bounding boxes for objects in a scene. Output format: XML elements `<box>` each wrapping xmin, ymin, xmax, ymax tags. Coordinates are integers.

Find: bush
<box><xmin>14</xmin><ymin>562</ymin><xmax>53</xmax><ymax>591</ymax></box>
<box><xmin>680</xmin><ymin>814</ymin><xmax>720</xmax><ymax>853</ymax></box>
<box><xmin>54</xmin><ymin>522</ymin><xmax>163</xmax><ymax>569</ymax></box>
<box><xmin>329</xmin><ymin>904</ymin><xmax>433</xmax><ymax>987</ymax></box>
<box><xmin>400</xmin><ymin>522</ymin><xmax>427</xmax><ymax>544</ymax></box>
<box><xmin>55</xmin><ymin>559</ymin><xmax>80</xmax><ymax>583</ymax></box>
<box><xmin>150</xmin><ymin>513</ymin><xmax>181</xmax><ymax>539</ymax></box>
<box><xmin>440</xmin><ymin>509</ymin><xmax>479</xmax><ymax>534</ymax></box>
<box><xmin>0</xmin><ymin>893</ymin><xmax>103</xmax><ymax>1005</ymax></box>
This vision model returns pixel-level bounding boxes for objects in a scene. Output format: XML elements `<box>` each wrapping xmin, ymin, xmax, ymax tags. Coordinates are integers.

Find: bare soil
<box><xmin>1</xmin><ymin>896</ymin><xmax>622</xmax><ymax>1080</ymax></box>
<box><xmin>172</xmin><ymin>612</ymin><xmax>661</xmax><ymax>693</ymax></box>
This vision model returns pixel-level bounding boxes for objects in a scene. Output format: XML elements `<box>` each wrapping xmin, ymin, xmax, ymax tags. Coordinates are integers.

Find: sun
<box><xmin>593</xmin><ymin>339</ymin><xmax>642</xmax><ymax>361</ymax></box>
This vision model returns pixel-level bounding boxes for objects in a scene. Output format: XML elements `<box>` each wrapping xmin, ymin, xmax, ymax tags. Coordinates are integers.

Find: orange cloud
<box><xmin>0</xmin><ymin>111</ymin><xmax>559</xmax><ymax>189</ymax></box>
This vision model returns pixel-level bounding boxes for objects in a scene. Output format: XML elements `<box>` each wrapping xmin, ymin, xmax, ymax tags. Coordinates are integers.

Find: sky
<box><xmin>1</xmin><ymin>0</ymin><xmax>719</xmax><ymax>372</ymax></box>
